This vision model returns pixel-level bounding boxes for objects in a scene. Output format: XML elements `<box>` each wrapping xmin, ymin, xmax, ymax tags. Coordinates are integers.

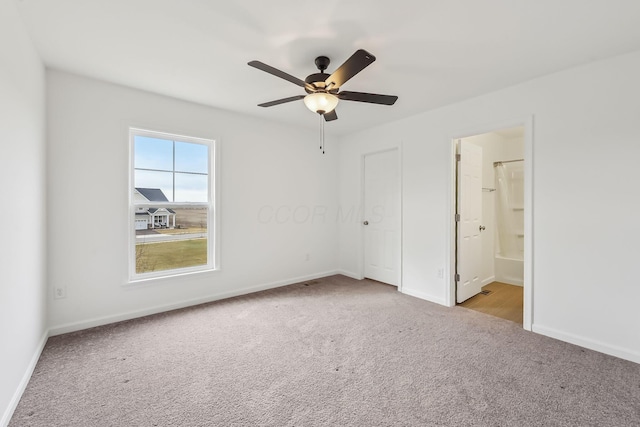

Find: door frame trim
<box><xmin>446</xmin><ymin>117</ymin><xmax>534</xmax><ymax>330</ymax></box>
<box><xmin>359</xmin><ymin>146</ymin><xmax>403</xmax><ymax>291</ymax></box>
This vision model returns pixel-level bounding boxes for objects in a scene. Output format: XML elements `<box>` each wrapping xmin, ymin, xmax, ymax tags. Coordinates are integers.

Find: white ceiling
<box><xmin>16</xmin><ymin>0</ymin><xmax>640</xmax><ymax>136</ymax></box>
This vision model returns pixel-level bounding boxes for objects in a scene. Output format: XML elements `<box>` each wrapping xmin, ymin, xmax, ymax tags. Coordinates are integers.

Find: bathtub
<box><xmin>495</xmin><ymin>254</ymin><xmax>523</xmax><ymax>286</ymax></box>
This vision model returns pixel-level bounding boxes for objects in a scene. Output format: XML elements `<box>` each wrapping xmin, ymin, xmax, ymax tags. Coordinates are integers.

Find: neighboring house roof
<box><xmin>148</xmin><ymin>207</ymin><xmax>176</xmax><ymax>214</ymax></box>
<box><xmin>136</xmin><ymin>187</ymin><xmax>169</xmax><ymax>202</ymax></box>
<box><xmin>135</xmin><ymin>188</ymin><xmax>176</xmax><ymax>215</ymax></box>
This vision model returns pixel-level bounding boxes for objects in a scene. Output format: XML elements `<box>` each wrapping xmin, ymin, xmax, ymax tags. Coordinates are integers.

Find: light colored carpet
<box><xmin>9</xmin><ymin>275</ymin><xmax>640</xmax><ymax>426</ymax></box>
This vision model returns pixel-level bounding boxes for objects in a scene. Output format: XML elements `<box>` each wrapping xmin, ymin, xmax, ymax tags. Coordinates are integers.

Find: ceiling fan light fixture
<box><xmin>304</xmin><ymin>92</ymin><xmax>339</xmax><ymax>114</ymax></box>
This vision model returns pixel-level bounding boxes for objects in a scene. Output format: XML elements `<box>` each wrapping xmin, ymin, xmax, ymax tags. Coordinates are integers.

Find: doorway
<box><xmin>362</xmin><ymin>148</ymin><xmax>401</xmax><ymax>287</ymax></box>
<box><xmin>451</xmin><ymin>124</ymin><xmax>531</xmax><ymax>327</ymax></box>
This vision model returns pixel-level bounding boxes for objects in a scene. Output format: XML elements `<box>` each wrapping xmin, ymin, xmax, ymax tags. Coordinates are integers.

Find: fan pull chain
<box><xmin>321</xmin><ymin>115</ymin><xmax>325</xmax><ymax>154</ymax></box>
<box><xmin>319</xmin><ymin>113</ymin><xmax>325</xmax><ymax>154</ymax></box>
<box><xmin>319</xmin><ymin>113</ymin><xmax>322</xmax><ymax>150</ymax></box>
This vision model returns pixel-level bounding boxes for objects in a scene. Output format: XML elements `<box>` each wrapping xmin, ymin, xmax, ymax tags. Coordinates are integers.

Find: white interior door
<box><xmin>456</xmin><ymin>141</ymin><xmax>483</xmax><ymax>303</ymax></box>
<box><xmin>364</xmin><ymin>149</ymin><xmax>400</xmax><ymax>286</ymax></box>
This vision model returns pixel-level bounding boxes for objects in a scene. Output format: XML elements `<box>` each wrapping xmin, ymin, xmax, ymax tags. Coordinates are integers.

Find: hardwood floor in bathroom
<box><xmin>458</xmin><ymin>281</ymin><xmax>523</xmax><ymax>324</ymax></box>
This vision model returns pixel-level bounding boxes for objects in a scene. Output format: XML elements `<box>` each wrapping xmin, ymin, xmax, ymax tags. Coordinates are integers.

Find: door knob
<box><xmin>363</xmin><ymin>220</ymin><xmax>369</xmax><ymax>225</ymax></box>
<box><xmin>479</xmin><ymin>225</ymin><xmax>486</xmax><ymax>231</ymax></box>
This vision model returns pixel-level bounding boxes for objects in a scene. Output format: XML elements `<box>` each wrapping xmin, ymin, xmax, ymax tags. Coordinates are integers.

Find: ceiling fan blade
<box><xmin>338</xmin><ymin>91</ymin><xmax>398</xmax><ymax>105</ymax></box>
<box><xmin>323</xmin><ymin>110</ymin><xmax>338</xmax><ymax>122</ymax></box>
<box><xmin>324</xmin><ymin>49</ymin><xmax>376</xmax><ymax>90</ymax></box>
<box><xmin>258</xmin><ymin>95</ymin><xmax>305</xmax><ymax>107</ymax></box>
<box><xmin>248</xmin><ymin>60</ymin><xmax>314</xmax><ymax>91</ymax></box>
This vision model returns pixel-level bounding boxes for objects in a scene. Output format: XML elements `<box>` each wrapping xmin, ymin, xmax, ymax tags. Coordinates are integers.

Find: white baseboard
<box><xmin>481</xmin><ymin>275</ymin><xmax>496</xmax><ymax>286</ymax></box>
<box><xmin>533</xmin><ymin>324</ymin><xmax>640</xmax><ymax>365</ymax></box>
<box><xmin>336</xmin><ymin>269</ymin><xmax>362</xmax><ymax>280</ymax></box>
<box><xmin>401</xmin><ymin>287</ymin><xmax>448</xmax><ymax>306</ymax></box>
<box><xmin>1</xmin><ymin>331</ymin><xmax>48</xmax><ymax>427</ymax></box>
<box><xmin>49</xmin><ymin>270</ymin><xmax>341</xmax><ymax>336</ymax></box>
<box><xmin>496</xmin><ymin>276</ymin><xmax>524</xmax><ymax>286</ymax></box>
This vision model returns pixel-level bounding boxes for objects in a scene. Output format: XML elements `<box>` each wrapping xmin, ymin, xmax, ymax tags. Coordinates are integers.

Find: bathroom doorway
<box><xmin>453</xmin><ymin>125</ymin><xmax>528</xmax><ymax>325</ymax></box>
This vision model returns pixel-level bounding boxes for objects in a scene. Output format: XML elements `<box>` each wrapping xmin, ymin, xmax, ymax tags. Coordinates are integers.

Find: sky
<box><xmin>134</xmin><ymin>135</ymin><xmax>209</xmax><ymax>202</ymax></box>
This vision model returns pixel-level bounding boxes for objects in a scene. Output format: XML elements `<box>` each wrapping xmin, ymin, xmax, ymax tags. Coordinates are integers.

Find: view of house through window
<box><xmin>131</xmin><ymin>129</ymin><xmax>214</xmax><ymax>278</ymax></box>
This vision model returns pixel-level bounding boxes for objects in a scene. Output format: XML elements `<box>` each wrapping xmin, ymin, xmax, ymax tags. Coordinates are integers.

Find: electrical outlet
<box><xmin>305</xmin><ymin>253</ymin><xmax>310</xmax><ymax>261</ymax></box>
<box><xmin>437</xmin><ymin>268</ymin><xmax>444</xmax><ymax>278</ymax></box>
<box><xmin>54</xmin><ymin>286</ymin><xmax>66</xmax><ymax>299</ymax></box>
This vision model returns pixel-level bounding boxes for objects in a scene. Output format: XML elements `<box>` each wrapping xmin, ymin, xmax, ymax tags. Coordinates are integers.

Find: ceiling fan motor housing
<box><xmin>305</xmin><ymin>56</ymin><xmax>334</xmax><ymax>93</ymax></box>
<box><xmin>305</xmin><ymin>73</ymin><xmax>330</xmax><ymax>93</ymax></box>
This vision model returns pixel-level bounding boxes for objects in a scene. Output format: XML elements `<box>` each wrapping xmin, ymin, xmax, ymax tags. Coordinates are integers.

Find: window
<box><xmin>129</xmin><ymin>128</ymin><xmax>216</xmax><ymax>280</ymax></box>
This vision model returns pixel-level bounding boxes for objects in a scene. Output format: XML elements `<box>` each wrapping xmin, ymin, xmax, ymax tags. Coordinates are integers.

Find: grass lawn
<box><xmin>136</xmin><ymin>238</ymin><xmax>207</xmax><ymax>273</ymax></box>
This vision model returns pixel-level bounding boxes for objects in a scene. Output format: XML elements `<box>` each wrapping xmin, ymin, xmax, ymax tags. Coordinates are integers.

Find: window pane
<box><xmin>174</xmin><ymin>173</ymin><xmax>208</xmax><ymax>202</ymax></box>
<box><xmin>135</xmin><ymin>170</ymin><xmax>174</xmax><ymax>202</ymax></box>
<box><xmin>134</xmin><ymin>135</ymin><xmax>173</xmax><ymax>171</ymax></box>
<box><xmin>175</xmin><ymin>141</ymin><xmax>208</xmax><ymax>174</ymax></box>
<box><xmin>131</xmin><ymin>129</ymin><xmax>215</xmax><ymax>280</ymax></box>
<box><xmin>135</xmin><ymin>207</ymin><xmax>208</xmax><ymax>273</ymax></box>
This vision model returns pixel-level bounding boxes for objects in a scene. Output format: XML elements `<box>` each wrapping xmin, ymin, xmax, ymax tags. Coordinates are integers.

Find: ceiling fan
<box><xmin>248</xmin><ymin>49</ymin><xmax>398</xmax><ymax>122</ymax></box>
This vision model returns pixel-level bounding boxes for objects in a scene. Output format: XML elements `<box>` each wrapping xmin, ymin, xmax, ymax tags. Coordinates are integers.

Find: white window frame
<box><xmin>128</xmin><ymin>127</ymin><xmax>218</xmax><ymax>283</ymax></box>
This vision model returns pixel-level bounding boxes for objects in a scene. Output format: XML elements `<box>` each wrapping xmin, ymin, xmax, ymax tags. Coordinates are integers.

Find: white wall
<box><xmin>47</xmin><ymin>70</ymin><xmax>339</xmax><ymax>332</ymax></box>
<box><xmin>0</xmin><ymin>1</ymin><xmax>47</xmax><ymax>425</ymax></box>
<box><xmin>338</xmin><ymin>50</ymin><xmax>640</xmax><ymax>363</ymax></box>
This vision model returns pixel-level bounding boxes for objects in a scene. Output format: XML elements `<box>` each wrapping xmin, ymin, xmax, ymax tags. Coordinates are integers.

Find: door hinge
<box><xmin>455</xmin><ymin>274</ymin><xmax>460</xmax><ymax>282</ymax></box>
<box><xmin>456</xmin><ymin>154</ymin><xmax>461</xmax><ymax>161</ymax></box>
<box><xmin>455</xmin><ymin>213</ymin><xmax>460</xmax><ymax>222</ymax></box>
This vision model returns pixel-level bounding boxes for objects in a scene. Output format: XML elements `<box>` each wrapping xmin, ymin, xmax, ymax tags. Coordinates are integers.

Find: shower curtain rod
<box><xmin>493</xmin><ymin>159</ymin><xmax>524</xmax><ymax>167</ymax></box>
